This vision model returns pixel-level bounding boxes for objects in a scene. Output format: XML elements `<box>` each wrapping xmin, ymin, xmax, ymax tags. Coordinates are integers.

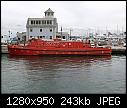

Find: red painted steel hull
<box><xmin>7</xmin><ymin>39</ymin><xmax>112</xmax><ymax>56</ymax></box>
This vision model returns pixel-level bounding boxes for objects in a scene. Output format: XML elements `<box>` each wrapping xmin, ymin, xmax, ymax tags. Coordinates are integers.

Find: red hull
<box><xmin>8</xmin><ymin>39</ymin><xmax>112</xmax><ymax>56</ymax></box>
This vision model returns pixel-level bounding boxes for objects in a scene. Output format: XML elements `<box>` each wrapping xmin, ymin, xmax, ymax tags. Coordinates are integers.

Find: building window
<box><xmin>45</xmin><ymin>20</ymin><xmax>46</xmax><ymax>24</ymax></box>
<box><xmin>40</xmin><ymin>29</ymin><xmax>42</xmax><ymax>32</ymax></box>
<box><xmin>50</xmin><ymin>20</ymin><xmax>52</xmax><ymax>25</ymax></box>
<box><xmin>43</xmin><ymin>36</ymin><xmax>45</xmax><ymax>38</ymax></box>
<box><xmin>50</xmin><ymin>36</ymin><xmax>52</xmax><ymax>39</ymax></box>
<box><xmin>2</xmin><ymin>36</ymin><xmax>3</xmax><ymax>38</ymax></box>
<box><xmin>63</xmin><ymin>36</ymin><xmax>65</xmax><ymax>39</ymax></box>
<box><xmin>47</xmin><ymin>20</ymin><xmax>49</xmax><ymax>24</ymax></box>
<box><xmin>36</xmin><ymin>20</ymin><xmax>38</xmax><ymax>24</ymax></box>
<box><xmin>50</xmin><ymin>29</ymin><xmax>52</xmax><ymax>32</ymax></box>
<box><xmin>34</xmin><ymin>21</ymin><xmax>35</xmax><ymax>24</ymax></box>
<box><xmin>43</xmin><ymin>20</ymin><xmax>46</xmax><ymax>24</ymax></box>
<box><xmin>40</xmin><ymin>36</ymin><xmax>42</xmax><ymax>38</ymax></box>
<box><xmin>31</xmin><ymin>20</ymin><xmax>33</xmax><ymax>25</ymax></box>
<box><xmin>42</xmin><ymin>20</ymin><xmax>44</xmax><ymax>24</ymax></box>
<box><xmin>39</xmin><ymin>21</ymin><xmax>41</xmax><ymax>24</ymax></box>
<box><xmin>48</xmin><ymin>12</ymin><xmax>50</xmax><ymax>16</ymax></box>
<box><xmin>30</xmin><ymin>28</ymin><xmax>32</xmax><ymax>32</ymax></box>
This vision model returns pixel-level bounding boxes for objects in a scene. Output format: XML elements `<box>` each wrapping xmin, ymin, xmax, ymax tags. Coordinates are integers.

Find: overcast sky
<box><xmin>1</xmin><ymin>1</ymin><xmax>126</xmax><ymax>36</ymax></box>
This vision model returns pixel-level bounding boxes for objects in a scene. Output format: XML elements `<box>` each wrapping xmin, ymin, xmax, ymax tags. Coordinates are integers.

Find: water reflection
<box><xmin>8</xmin><ymin>55</ymin><xmax>111</xmax><ymax>69</ymax></box>
<box><xmin>2</xmin><ymin>55</ymin><xmax>125</xmax><ymax>93</ymax></box>
<box><xmin>7</xmin><ymin>55</ymin><xmax>111</xmax><ymax>75</ymax></box>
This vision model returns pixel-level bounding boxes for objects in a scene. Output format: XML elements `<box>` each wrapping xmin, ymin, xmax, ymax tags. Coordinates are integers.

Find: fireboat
<box><xmin>7</xmin><ymin>38</ymin><xmax>112</xmax><ymax>56</ymax></box>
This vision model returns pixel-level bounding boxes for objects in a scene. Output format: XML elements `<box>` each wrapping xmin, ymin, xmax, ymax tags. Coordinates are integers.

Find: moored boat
<box><xmin>7</xmin><ymin>38</ymin><xmax>112</xmax><ymax>56</ymax></box>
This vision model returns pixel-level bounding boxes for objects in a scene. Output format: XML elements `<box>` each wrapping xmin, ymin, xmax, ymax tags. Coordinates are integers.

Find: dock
<box><xmin>111</xmin><ymin>46</ymin><xmax>126</xmax><ymax>54</ymax></box>
<box><xmin>1</xmin><ymin>45</ymin><xmax>8</xmax><ymax>54</ymax></box>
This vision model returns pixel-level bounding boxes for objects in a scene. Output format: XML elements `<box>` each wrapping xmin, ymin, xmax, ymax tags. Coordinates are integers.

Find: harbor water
<box><xmin>2</xmin><ymin>54</ymin><xmax>126</xmax><ymax>94</ymax></box>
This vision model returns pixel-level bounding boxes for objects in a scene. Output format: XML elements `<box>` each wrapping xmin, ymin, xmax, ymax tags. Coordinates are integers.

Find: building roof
<box><xmin>44</xmin><ymin>8</ymin><xmax>54</xmax><ymax>13</ymax></box>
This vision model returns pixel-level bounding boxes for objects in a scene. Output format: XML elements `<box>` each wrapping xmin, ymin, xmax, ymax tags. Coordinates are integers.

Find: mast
<box><xmin>61</xmin><ymin>26</ymin><xmax>62</xmax><ymax>39</ymax></box>
<box><xmin>70</xmin><ymin>29</ymin><xmax>72</xmax><ymax>40</ymax></box>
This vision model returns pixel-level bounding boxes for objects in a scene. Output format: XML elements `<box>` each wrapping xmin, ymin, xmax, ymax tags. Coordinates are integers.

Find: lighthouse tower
<box><xmin>44</xmin><ymin>8</ymin><xmax>54</xmax><ymax>18</ymax></box>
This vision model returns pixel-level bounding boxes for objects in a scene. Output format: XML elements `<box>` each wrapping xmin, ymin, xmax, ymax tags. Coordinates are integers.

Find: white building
<box><xmin>1</xmin><ymin>34</ymin><xmax>14</xmax><ymax>44</ymax></box>
<box><xmin>1</xmin><ymin>35</ymin><xmax>9</xmax><ymax>44</ymax></box>
<box><xmin>26</xmin><ymin>8</ymin><xmax>58</xmax><ymax>41</ymax></box>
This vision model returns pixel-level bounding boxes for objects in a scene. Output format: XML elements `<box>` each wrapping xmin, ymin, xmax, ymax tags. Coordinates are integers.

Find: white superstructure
<box><xmin>26</xmin><ymin>8</ymin><xmax>58</xmax><ymax>41</ymax></box>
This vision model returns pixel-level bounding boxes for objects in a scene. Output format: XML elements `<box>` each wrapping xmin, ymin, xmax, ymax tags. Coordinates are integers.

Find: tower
<box><xmin>44</xmin><ymin>8</ymin><xmax>54</xmax><ymax>18</ymax></box>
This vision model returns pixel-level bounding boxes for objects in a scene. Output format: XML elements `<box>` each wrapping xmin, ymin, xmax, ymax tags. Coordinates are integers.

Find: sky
<box><xmin>1</xmin><ymin>1</ymin><xmax>126</xmax><ymax>37</ymax></box>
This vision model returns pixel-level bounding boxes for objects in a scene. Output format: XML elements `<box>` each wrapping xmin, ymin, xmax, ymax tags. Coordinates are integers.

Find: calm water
<box><xmin>2</xmin><ymin>54</ymin><xmax>126</xmax><ymax>94</ymax></box>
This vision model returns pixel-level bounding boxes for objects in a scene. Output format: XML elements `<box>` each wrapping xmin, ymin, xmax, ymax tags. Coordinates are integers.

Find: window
<box><xmin>40</xmin><ymin>29</ymin><xmax>42</xmax><ymax>32</ymax></box>
<box><xmin>50</xmin><ymin>36</ymin><xmax>52</xmax><ymax>39</ymax></box>
<box><xmin>63</xmin><ymin>36</ymin><xmax>65</xmax><ymax>39</ymax></box>
<box><xmin>48</xmin><ymin>12</ymin><xmax>50</xmax><ymax>16</ymax></box>
<box><xmin>47</xmin><ymin>20</ymin><xmax>49</xmax><ymax>24</ymax></box>
<box><xmin>36</xmin><ymin>20</ymin><xmax>38</xmax><ymax>24</ymax></box>
<box><xmin>40</xmin><ymin>36</ymin><xmax>42</xmax><ymax>38</ymax></box>
<box><xmin>31</xmin><ymin>20</ymin><xmax>33</xmax><ymax>24</ymax></box>
<box><xmin>30</xmin><ymin>28</ymin><xmax>32</xmax><ymax>32</ymax></box>
<box><xmin>50</xmin><ymin>20</ymin><xmax>52</xmax><ymax>25</ymax></box>
<box><xmin>50</xmin><ymin>29</ymin><xmax>52</xmax><ymax>32</ymax></box>
<box><xmin>42</xmin><ymin>20</ymin><xmax>44</xmax><ymax>24</ymax></box>
<box><xmin>2</xmin><ymin>36</ymin><xmax>3</xmax><ymax>38</ymax></box>
<box><xmin>39</xmin><ymin>21</ymin><xmax>41</xmax><ymax>24</ymax></box>
<box><xmin>43</xmin><ymin>20</ymin><xmax>46</xmax><ymax>24</ymax></box>
<box><xmin>43</xmin><ymin>36</ymin><xmax>45</xmax><ymax>38</ymax></box>
<box><xmin>34</xmin><ymin>21</ymin><xmax>35</xmax><ymax>24</ymax></box>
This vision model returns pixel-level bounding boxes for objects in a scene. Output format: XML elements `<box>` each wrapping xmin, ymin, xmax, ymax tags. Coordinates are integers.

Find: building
<box><xmin>26</xmin><ymin>8</ymin><xmax>58</xmax><ymax>41</ymax></box>
<box><xmin>1</xmin><ymin>34</ymin><xmax>13</xmax><ymax>44</ymax></box>
<box><xmin>16</xmin><ymin>32</ymin><xmax>26</xmax><ymax>42</ymax></box>
<box><xmin>1</xmin><ymin>35</ymin><xmax>9</xmax><ymax>44</ymax></box>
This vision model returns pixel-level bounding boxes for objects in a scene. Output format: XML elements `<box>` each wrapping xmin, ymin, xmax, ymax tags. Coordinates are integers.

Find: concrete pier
<box><xmin>111</xmin><ymin>46</ymin><xmax>126</xmax><ymax>54</ymax></box>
